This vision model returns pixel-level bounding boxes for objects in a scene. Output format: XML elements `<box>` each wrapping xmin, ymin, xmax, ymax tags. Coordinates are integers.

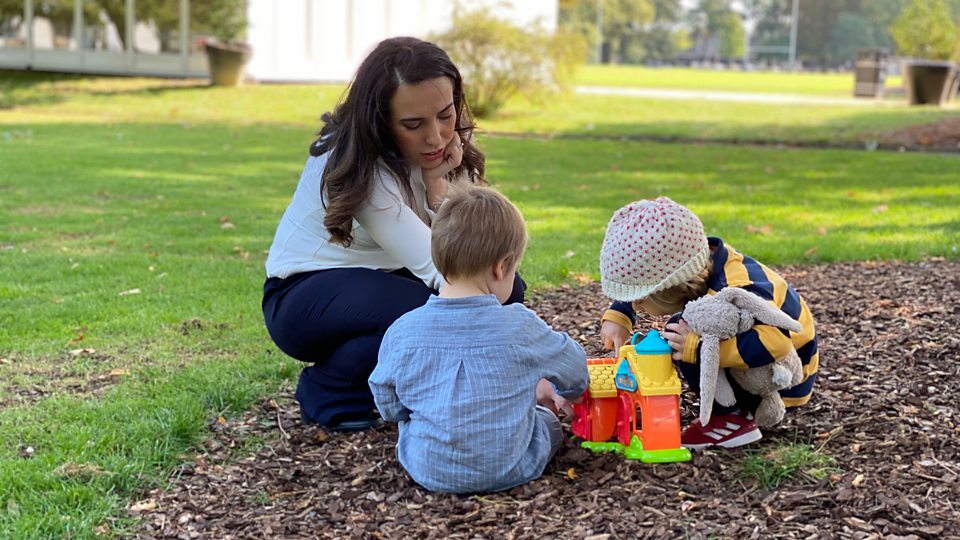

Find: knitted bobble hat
<box><xmin>600</xmin><ymin>197</ymin><xmax>711</xmax><ymax>302</ymax></box>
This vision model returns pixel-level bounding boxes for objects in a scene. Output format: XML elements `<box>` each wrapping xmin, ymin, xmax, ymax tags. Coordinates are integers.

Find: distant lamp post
<box><xmin>744</xmin><ymin>0</ymin><xmax>799</xmax><ymax>69</ymax></box>
<box><xmin>788</xmin><ymin>0</ymin><xmax>799</xmax><ymax>71</ymax></box>
<box><xmin>595</xmin><ymin>0</ymin><xmax>603</xmax><ymax>64</ymax></box>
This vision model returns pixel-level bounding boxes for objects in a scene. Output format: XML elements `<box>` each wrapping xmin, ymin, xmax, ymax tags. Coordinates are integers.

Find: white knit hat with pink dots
<box><xmin>600</xmin><ymin>197</ymin><xmax>711</xmax><ymax>302</ymax></box>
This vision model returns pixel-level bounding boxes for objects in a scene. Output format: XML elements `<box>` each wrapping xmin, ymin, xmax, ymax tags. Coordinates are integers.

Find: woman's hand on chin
<box><xmin>422</xmin><ymin>136</ymin><xmax>463</xmax><ymax>185</ymax></box>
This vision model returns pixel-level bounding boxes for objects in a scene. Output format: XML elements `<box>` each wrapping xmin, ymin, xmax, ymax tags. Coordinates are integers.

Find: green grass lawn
<box><xmin>574</xmin><ymin>64</ymin><xmax>905</xmax><ymax>97</ymax></box>
<box><xmin>1</xmin><ymin>71</ymin><xmax>959</xmax><ymax>538</ymax></box>
<box><xmin>484</xmin><ymin>92</ymin><xmax>957</xmax><ymax>146</ymax></box>
<box><xmin>4</xmin><ymin>70</ymin><xmax>956</xmax><ymax>148</ymax></box>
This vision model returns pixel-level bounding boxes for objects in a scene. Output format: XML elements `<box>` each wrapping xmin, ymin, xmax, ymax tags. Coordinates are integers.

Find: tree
<box><xmin>638</xmin><ymin>0</ymin><xmax>689</xmax><ymax>62</ymax></box>
<box><xmin>826</xmin><ymin>13</ymin><xmax>876</xmax><ymax>65</ymax></box>
<box><xmin>639</xmin><ymin>24</ymin><xmax>690</xmax><ymax>61</ymax></box>
<box><xmin>742</xmin><ymin>0</ymin><xmax>791</xmax><ymax>61</ymax></box>
<box><xmin>861</xmin><ymin>0</ymin><xmax>910</xmax><ymax>50</ymax></box>
<box><xmin>558</xmin><ymin>0</ymin><xmax>654</xmax><ymax>63</ymax></box>
<box><xmin>688</xmin><ymin>0</ymin><xmax>745</xmax><ymax>60</ymax></box>
<box><xmin>716</xmin><ymin>9</ymin><xmax>745</xmax><ymax>58</ymax></box>
<box><xmin>795</xmin><ymin>0</ymin><xmax>860</xmax><ymax>66</ymax></box>
<box><xmin>891</xmin><ymin>0</ymin><xmax>959</xmax><ymax>60</ymax></box>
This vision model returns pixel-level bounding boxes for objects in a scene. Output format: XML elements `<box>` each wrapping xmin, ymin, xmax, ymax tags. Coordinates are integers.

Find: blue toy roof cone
<box><xmin>632</xmin><ymin>330</ymin><xmax>673</xmax><ymax>355</ymax></box>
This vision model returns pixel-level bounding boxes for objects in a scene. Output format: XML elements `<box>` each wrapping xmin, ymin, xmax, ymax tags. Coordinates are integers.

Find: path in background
<box><xmin>576</xmin><ymin>85</ymin><xmax>902</xmax><ymax>107</ymax></box>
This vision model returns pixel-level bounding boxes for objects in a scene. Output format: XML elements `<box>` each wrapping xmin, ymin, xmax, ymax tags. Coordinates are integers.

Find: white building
<box><xmin>0</xmin><ymin>0</ymin><xmax>557</xmax><ymax>82</ymax></box>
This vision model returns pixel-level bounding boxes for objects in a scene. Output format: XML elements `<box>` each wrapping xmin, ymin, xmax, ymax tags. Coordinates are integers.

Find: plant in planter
<box><xmin>891</xmin><ymin>0</ymin><xmax>959</xmax><ymax>105</ymax></box>
<box><xmin>194</xmin><ymin>0</ymin><xmax>252</xmax><ymax>86</ymax></box>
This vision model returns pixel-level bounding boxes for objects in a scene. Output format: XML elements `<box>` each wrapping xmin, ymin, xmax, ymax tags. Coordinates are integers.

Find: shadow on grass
<box><xmin>483</xmin><ymin>100</ymin><xmax>960</xmax><ymax>152</ymax></box>
<box><xmin>0</xmin><ymin>69</ymin><xmax>210</xmax><ymax>110</ymax></box>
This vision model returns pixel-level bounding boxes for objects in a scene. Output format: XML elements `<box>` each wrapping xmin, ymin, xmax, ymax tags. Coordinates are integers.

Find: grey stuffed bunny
<box><xmin>681</xmin><ymin>287</ymin><xmax>804</xmax><ymax>428</ymax></box>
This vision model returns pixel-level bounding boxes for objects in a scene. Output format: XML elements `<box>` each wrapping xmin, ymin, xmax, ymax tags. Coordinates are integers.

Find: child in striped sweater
<box><xmin>597</xmin><ymin>197</ymin><xmax>818</xmax><ymax>450</ymax></box>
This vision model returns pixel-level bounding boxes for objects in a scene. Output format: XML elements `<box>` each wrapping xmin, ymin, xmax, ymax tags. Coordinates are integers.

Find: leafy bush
<box><xmin>890</xmin><ymin>0</ymin><xmax>959</xmax><ymax>61</ymax></box>
<box><xmin>193</xmin><ymin>0</ymin><xmax>249</xmax><ymax>45</ymax></box>
<box><xmin>431</xmin><ymin>9</ymin><xmax>582</xmax><ymax>118</ymax></box>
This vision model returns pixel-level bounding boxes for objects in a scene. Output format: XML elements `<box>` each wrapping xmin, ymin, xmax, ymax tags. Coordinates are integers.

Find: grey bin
<box><xmin>853</xmin><ymin>48</ymin><xmax>888</xmax><ymax>98</ymax></box>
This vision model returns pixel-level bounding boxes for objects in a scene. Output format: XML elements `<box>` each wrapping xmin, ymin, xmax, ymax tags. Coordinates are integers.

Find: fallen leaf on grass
<box><xmin>53</xmin><ymin>462</ymin><xmax>108</xmax><ymax>479</ymax></box>
<box><xmin>127</xmin><ymin>499</ymin><xmax>158</xmax><ymax>515</ymax></box>
<box><xmin>109</xmin><ymin>368</ymin><xmax>130</xmax><ymax>378</ymax></box>
<box><xmin>568</xmin><ymin>272</ymin><xmax>593</xmax><ymax>285</ymax></box>
<box><xmin>745</xmin><ymin>224</ymin><xmax>773</xmax><ymax>235</ymax></box>
<box><xmin>118</xmin><ymin>288</ymin><xmax>141</xmax><ymax>296</ymax></box>
<box><xmin>70</xmin><ymin>348</ymin><xmax>96</xmax><ymax>356</ymax></box>
<box><xmin>804</xmin><ymin>246</ymin><xmax>818</xmax><ymax>258</ymax></box>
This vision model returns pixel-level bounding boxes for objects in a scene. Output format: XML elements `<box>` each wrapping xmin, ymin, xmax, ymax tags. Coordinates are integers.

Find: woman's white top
<box><xmin>265</xmin><ymin>152</ymin><xmax>444</xmax><ymax>290</ymax></box>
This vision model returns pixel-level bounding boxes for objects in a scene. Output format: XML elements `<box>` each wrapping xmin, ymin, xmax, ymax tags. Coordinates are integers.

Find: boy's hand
<box><xmin>600</xmin><ymin>320</ymin><xmax>631</xmax><ymax>353</ymax></box>
<box><xmin>663</xmin><ymin>319</ymin><xmax>692</xmax><ymax>361</ymax></box>
<box><xmin>536</xmin><ymin>378</ymin><xmax>574</xmax><ymax>417</ymax></box>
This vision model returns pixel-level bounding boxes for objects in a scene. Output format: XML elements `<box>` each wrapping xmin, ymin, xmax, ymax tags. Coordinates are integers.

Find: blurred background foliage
<box><xmin>557</xmin><ymin>0</ymin><xmax>960</xmax><ymax>67</ymax></box>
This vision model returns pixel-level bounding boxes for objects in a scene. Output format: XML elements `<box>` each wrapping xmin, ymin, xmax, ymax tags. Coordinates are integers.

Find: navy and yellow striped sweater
<box><xmin>603</xmin><ymin>237</ymin><xmax>818</xmax><ymax>407</ymax></box>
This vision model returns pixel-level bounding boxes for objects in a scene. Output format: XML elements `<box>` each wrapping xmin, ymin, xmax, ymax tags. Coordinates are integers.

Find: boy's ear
<box><xmin>492</xmin><ymin>256</ymin><xmax>512</xmax><ymax>281</ymax></box>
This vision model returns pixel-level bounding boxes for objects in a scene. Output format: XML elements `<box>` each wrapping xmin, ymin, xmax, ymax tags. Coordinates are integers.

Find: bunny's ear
<box><xmin>698</xmin><ymin>337</ymin><xmax>721</xmax><ymax>426</ymax></box>
<box><xmin>715</xmin><ymin>288</ymin><xmax>802</xmax><ymax>333</ymax></box>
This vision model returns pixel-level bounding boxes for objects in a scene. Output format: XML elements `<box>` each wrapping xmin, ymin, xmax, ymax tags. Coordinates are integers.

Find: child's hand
<box><xmin>662</xmin><ymin>319</ymin><xmax>692</xmax><ymax>361</ymax></box>
<box><xmin>536</xmin><ymin>378</ymin><xmax>574</xmax><ymax>417</ymax></box>
<box><xmin>600</xmin><ymin>320</ymin><xmax>631</xmax><ymax>353</ymax></box>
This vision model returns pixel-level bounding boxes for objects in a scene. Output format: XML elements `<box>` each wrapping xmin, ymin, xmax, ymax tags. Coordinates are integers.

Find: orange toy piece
<box><xmin>571</xmin><ymin>330</ymin><xmax>691</xmax><ymax>463</ymax></box>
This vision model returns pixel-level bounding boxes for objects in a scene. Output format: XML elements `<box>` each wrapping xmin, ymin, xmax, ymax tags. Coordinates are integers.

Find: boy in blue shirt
<box><xmin>369</xmin><ymin>186</ymin><xmax>589</xmax><ymax>494</ymax></box>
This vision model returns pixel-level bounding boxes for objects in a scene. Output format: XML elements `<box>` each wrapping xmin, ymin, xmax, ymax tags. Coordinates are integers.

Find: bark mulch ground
<box><xmin>882</xmin><ymin>114</ymin><xmax>960</xmax><ymax>152</ymax></box>
<box><xmin>132</xmin><ymin>261</ymin><xmax>960</xmax><ymax>540</ymax></box>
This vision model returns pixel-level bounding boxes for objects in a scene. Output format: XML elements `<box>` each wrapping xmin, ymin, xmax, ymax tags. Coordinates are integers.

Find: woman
<box><xmin>263</xmin><ymin>37</ymin><xmax>525</xmax><ymax>431</ymax></box>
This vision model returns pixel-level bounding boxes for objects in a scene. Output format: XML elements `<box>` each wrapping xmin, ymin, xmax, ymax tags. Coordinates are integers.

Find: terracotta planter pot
<box><xmin>903</xmin><ymin>60</ymin><xmax>957</xmax><ymax>106</ymax></box>
<box><xmin>204</xmin><ymin>42</ymin><xmax>253</xmax><ymax>86</ymax></box>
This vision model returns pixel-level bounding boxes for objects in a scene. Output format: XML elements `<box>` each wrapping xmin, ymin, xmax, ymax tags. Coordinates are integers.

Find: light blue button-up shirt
<box><xmin>370</xmin><ymin>294</ymin><xmax>589</xmax><ymax>494</ymax></box>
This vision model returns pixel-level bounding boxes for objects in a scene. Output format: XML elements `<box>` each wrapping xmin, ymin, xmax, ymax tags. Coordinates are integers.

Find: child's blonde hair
<box><xmin>431</xmin><ymin>185</ymin><xmax>527</xmax><ymax>280</ymax></box>
<box><xmin>638</xmin><ymin>259</ymin><xmax>714</xmax><ymax>314</ymax></box>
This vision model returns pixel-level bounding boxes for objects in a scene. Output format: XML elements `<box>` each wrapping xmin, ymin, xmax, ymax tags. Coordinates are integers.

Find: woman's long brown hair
<box><xmin>311</xmin><ymin>37</ymin><xmax>485</xmax><ymax>246</ymax></box>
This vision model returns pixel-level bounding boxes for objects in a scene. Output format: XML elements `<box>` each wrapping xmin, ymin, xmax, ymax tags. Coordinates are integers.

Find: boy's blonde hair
<box><xmin>431</xmin><ymin>185</ymin><xmax>527</xmax><ymax>280</ymax></box>
<box><xmin>638</xmin><ymin>259</ymin><xmax>714</xmax><ymax>314</ymax></box>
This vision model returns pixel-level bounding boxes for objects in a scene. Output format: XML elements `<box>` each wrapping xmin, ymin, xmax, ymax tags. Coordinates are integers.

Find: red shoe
<box><xmin>681</xmin><ymin>412</ymin><xmax>762</xmax><ymax>450</ymax></box>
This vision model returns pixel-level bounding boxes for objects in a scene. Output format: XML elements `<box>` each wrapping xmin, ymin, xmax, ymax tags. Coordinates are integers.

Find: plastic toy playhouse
<box><xmin>571</xmin><ymin>330</ymin><xmax>691</xmax><ymax>463</ymax></box>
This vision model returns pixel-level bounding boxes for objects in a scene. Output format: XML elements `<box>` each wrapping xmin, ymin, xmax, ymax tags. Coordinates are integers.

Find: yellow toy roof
<box><xmin>586</xmin><ymin>359</ymin><xmax>618</xmax><ymax>399</ymax></box>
